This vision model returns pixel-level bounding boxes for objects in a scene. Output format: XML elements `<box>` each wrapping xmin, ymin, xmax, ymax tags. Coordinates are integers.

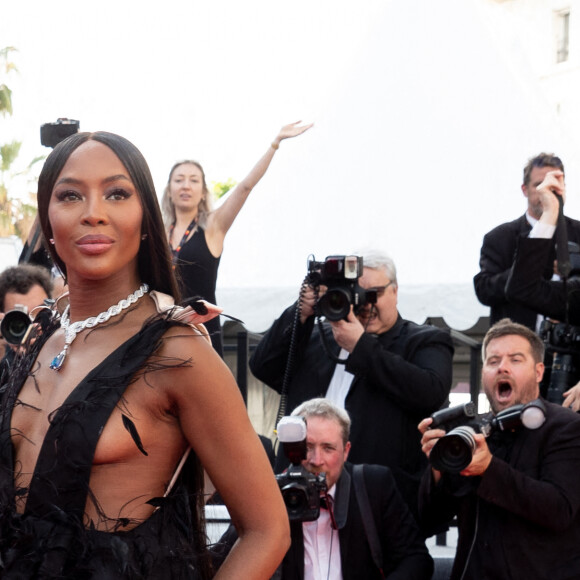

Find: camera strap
<box><xmin>352</xmin><ymin>465</ymin><xmax>385</xmax><ymax>579</ymax></box>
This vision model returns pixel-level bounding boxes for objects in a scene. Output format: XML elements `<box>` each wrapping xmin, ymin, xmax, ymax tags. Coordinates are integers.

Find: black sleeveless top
<box><xmin>0</xmin><ymin>316</ymin><xmax>207</xmax><ymax>579</ymax></box>
<box><xmin>174</xmin><ymin>227</ymin><xmax>222</xmax><ymax>355</ymax></box>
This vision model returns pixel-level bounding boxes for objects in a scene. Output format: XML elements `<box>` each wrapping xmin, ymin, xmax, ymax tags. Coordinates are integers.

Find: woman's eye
<box><xmin>55</xmin><ymin>190</ymin><xmax>81</xmax><ymax>202</ymax></box>
<box><xmin>107</xmin><ymin>188</ymin><xmax>131</xmax><ymax>201</ymax></box>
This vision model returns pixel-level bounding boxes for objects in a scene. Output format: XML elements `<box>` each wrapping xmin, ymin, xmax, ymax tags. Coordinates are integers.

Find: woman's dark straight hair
<box><xmin>37</xmin><ymin>131</ymin><xmax>181</xmax><ymax>301</ymax></box>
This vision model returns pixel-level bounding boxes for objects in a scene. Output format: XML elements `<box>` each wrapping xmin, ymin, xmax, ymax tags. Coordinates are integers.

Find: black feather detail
<box><xmin>122</xmin><ymin>414</ymin><xmax>148</xmax><ymax>456</ymax></box>
<box><xmin>191</xmin><ymin>300</ymin><xmax>208</xmax><ymax>315</ymax></box>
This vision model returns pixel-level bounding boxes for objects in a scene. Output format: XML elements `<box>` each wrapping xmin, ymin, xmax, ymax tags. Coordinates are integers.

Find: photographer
<box><xmin>504</xmin><ymin>169</ymin><xmax>580</xmax><ymax>410</ymax></box>
<box><xmin>0</xmin><ymin>264</ymin><xmax>53</xmax><ymax>380</ymax></box>
<box><xmin>418</xmin><ymin>319</ymin><xmax>580</xmax><ymax>580</ymax></box>
<box><xmin>250</xmin><ymin>250</ymin><xmax>454</xmax><ymax>517</ymax></box>
<box><xmin>474</xmin><ymin>152</ymin><xmax>580</xmax><ymax>330</ymax></box>
<box><xmin>279</xmin><ymin>398</ymin><xmax>432</xmax><ymax>580</ymax></box>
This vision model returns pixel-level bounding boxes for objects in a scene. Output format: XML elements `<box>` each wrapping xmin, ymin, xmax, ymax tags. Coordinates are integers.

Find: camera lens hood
<box><xmin>430</xmin><ymin>426</ymin><xmax>478</xmax><ymax>473</ymax></box>
<box><xmin>1</xmin><ymin>310</ymin><xmax>32</xmax><ymax>345</ymax></box>
<box><xmin>318</xmin><ymin>288</ymin><xmax>352</xmax><ymax>321</ymax></box>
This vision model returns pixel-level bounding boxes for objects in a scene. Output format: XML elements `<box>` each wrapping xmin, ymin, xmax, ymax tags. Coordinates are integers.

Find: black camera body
<box><xmin>429</xmin><ymin>400</ymin><xmax>546</xmax><ymax>473</ymax></box>
<box><xmin>307</xmin><ymin>255</ymin><xmax>376</xmax><ymax>321</ymax></box>
<box><xmin>539</xmin><ymin>320</ymin><xmax>580</xmax><ymax>405</ymax></box>
<box><xmin>276</xmin><ymin>416</ymin><xmax>327</xmax><ymax>522</ymax></box>
<box><xmin>40</xmin><ymin>118</ymin><xmax>80</xmax><ymax>148</ymax></box>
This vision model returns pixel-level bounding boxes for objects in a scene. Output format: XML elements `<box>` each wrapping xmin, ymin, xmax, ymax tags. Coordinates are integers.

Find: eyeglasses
<box><xmin>366</xmin><ymin>281</ymin><xmax>395</xmax><ymax>298</ymax></box>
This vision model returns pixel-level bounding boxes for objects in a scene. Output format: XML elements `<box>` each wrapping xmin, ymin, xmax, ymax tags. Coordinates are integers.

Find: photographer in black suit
<box><xmin>280</xmin><ymin>398</ymin><xmax>433</xmax><ymax>580</ymax></box>
<box><xmin>419</xmin><ymin>319</ymin><xmax>580</xmax><ymax>580</ymax></box>
<box><xmin>505</xmin><ymin>169</ymin><xmax>580</xmax><ymax>410</ymax></box>
<box><xmin>250</xmin><ymin>250</ymin><xmax>454</xmax><ymax>517</ymax></box>
<box><xmin>474</xmin><ymin>153</ymin><xmax>580</xmax><ymax>330</ymax></box>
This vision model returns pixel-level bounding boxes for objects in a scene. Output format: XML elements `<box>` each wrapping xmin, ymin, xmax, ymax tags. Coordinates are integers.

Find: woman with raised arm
<box><xmin>162</xmin><ymin>121</ymin><xmax>313</xmax><ymax>355</ymax></box>
<box><xmin>0</xmin><ymin>132</ymin><xmax>289</xmax><ymax>579</ymax></box>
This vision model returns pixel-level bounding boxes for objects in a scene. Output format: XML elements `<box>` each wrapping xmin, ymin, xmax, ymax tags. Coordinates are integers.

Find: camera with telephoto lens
<box><xmin>1</xmin><ymin>302</ymin><xmax>54</xmax><ymax>345</ymax></box>
<box><xmin>275</xmin><ymin>416</ymin><xmax>327</xmax><ymax>522</ymax></box>
<box><xmin>429</xmin><ymin>400</ymin><xmax>547</xmax><ymax>474</ymax></box>
<box><xmin>539</xmin><ymin>320</ymin><xmax>580</xmax><ymax>405</ymax></box>
<box><xmin>307</xmin><ymin>255</ymin><xmax>377</xmax><ymax>321</ymax></box>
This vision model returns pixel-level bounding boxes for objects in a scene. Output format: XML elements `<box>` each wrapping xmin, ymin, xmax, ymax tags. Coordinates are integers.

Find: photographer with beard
<box><xmin>504</xmin><ymin>169</ymin><xmax>580</xmax><ymax>410</ymax></box>
<box><xmin>250</xmin><ymin>250</ymin><xmax>454</xmax><ymax>518</ymax></box>
<box><xmin>418</xmin><ymin>319</ymin><xmax>580</xmax><ymax>580</ymax></box>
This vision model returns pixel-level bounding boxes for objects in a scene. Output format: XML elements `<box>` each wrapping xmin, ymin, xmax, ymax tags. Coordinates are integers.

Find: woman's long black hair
<box><xmin>37</xmin><ymin>131</ymin><xmax>180</xmax><ymax>302</ymax></box>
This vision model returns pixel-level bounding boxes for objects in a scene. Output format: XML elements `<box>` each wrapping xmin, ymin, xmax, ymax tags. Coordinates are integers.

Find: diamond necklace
<box><xmin>50</xmin><ymin>283</ymin><xmax>150</xmax><ymax>371</ymax></box>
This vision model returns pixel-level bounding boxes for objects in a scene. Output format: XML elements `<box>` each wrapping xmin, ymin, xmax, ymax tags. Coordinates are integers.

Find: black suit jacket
<box><xmin>419</xmin><ymin>401</ymin><xmax>580</xmax><ymax>580</ymax></box>
<box><xmin>505</xmin><ymin>236</ymin><xmax>580</xmax><ymax>325</ymax></box>
<box><xmin>473</xmin><ymin>213</ymin><xmax>580</xmax><ymax>329</ymax></box>
<box><xmin>281</xmin><ymin>463</ymin><xmax>433</xmax><ymax>580</ymax></box>
<box><xmin>250</xmin><ymin>305</ymin><xmax>454</xmax><ymax>516</ymax></box>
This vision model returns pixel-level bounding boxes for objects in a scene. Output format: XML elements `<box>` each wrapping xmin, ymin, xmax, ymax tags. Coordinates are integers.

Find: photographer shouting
<box><xmin>250</xmin><ymin>250</ymin><xmax>454</xmax><ymax>518</ymax></box>
<box><xmin>278</xmin><ymin>398</ymin><xmax>433</xmax><ymax>580</ymax></box>
<box><xmin>418</xmin><ymin>319</ymin><xmax>580</xmax><ymax>580</ymax></box>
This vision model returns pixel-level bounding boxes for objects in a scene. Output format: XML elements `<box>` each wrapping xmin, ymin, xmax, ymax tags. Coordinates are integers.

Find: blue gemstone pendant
<box><xmin>50</xmin><ymin>350</ymin><xmax>66</xmax><ymax>371</ymax></box>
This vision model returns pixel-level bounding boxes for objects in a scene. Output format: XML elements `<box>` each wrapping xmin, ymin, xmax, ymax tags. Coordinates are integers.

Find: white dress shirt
<box><xmin>302</xmin><ymin>485</ymin><xmax>342</xmax><ymax>580</ymax></box>
<box><xmin>325</xmin><ymin>349</ymin><xmax>354</xmax><ymax>410</ymax></box>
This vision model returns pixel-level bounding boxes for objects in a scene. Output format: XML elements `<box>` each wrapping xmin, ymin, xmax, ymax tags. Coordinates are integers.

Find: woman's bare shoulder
<box><xmin>150</xmin><ymin>322</ymin><xmax>233</xmax><ymax>396</ymax></box>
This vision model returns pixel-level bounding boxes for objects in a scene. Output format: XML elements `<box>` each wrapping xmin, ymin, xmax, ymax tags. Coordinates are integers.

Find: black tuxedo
<box><xmin>506</xmin><ymin>236</ymin><xmax>580</xmax><ymax>325</ymax></box>
<box><xmin>419</xmin><ymin>401</ymin><xmax>580</xmax><ymax>580</ymax></box>
<box><xmin>473</xmin><ymin>213</ymin><xmax>580</xmax><ymax>329</ymax></box>
<box><xmin>281</xmin><ymin>463</ymin><xmax>433</xmax><ymax>580</ymax></box>
<box><xmin>250</xmin><ymin>305</ymin><xmax>454</xmax><ymax>516</ymax></box>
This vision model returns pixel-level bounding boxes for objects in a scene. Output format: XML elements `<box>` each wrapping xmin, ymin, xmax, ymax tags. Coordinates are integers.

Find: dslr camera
<box><xmin>429</xmin><ymin>400</ymin><xmax>546</xmax><ymax>473</ymax></box>
<box><xmin>275</xmin><ymin>416</ymin><xmax>327</xmax><ymax>522</ymax></box>
<box><xmin>539</xmin><ymin>320</ymin><xmax>580</xmax><ymax>405</ymax></box>
<box><xmin>40</xmin><ymin>118</ymin><xmax>80</xmax><ymax>148</ymax></box>
<box><xmin>1</xmin><ymin>303</ymin><xmax>54</xmax><ymax>345</ymax></box>
<box><xmin>307</xmin><ymin>255</ymin><xmax>376</xmax><ymax>321</ymax></box>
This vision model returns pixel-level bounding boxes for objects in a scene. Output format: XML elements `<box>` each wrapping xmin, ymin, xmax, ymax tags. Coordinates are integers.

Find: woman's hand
<box><xmin>272</xmin><ymin>121</ymin><xmax>313</xmax><ymax>148</ymax></box>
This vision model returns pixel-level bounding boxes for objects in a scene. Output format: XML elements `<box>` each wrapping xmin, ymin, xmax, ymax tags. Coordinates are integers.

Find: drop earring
<box><xmin>49</xmin><ymin>238</ymin><xmax>55</xmax><ymax>245</ymax></box>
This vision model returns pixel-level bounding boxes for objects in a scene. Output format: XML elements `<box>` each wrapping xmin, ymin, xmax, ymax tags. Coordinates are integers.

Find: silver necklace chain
<box><xmin>50</xmin><ymin>283</ymin><xmax>149</xmax><ymax>371</ymax></box>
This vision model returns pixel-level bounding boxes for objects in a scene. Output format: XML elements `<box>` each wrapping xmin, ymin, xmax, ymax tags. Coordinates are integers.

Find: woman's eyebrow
<box><xmin>55</xmin><ymin>174</ymin><xmax>131</xmax><ymax>186</ymax></box>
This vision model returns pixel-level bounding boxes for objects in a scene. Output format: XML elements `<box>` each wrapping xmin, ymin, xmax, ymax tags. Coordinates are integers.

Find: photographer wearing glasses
<box><xmin>250</xmin><ymin>250</ymin><xmax>454</xmax><ymax>518</ymax></box>
<box><xmin>418</xmin><ymin>319</ymin><xmax>580</xmax><ymax>580</ymax></box>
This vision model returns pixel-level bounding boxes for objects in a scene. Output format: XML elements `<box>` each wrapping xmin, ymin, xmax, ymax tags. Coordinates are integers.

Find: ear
<box><xmin>535</xmin><ymin>362</ymin><xmax>545</xmax><ymax>385</ymax></box>
<box><xmin>521</xmin><ymin>183</ymin><xmax>529</xmax><ymax>198</ymax></box>
<box><xmin>343</xmin><ymin>441</ymin><xmax>351</xmax><ymax>462</ymax></box>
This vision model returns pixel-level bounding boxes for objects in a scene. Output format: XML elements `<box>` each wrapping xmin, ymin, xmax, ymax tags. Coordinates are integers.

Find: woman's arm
<box><xmin>205</xmin><ymin>121</ymin><xmax>313</xmax><ymax>256</ymax></box>
<box><xmin>166</xmin><ymin>332</ymin><xmax>290</xmax><ymax>579</ymax></box>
